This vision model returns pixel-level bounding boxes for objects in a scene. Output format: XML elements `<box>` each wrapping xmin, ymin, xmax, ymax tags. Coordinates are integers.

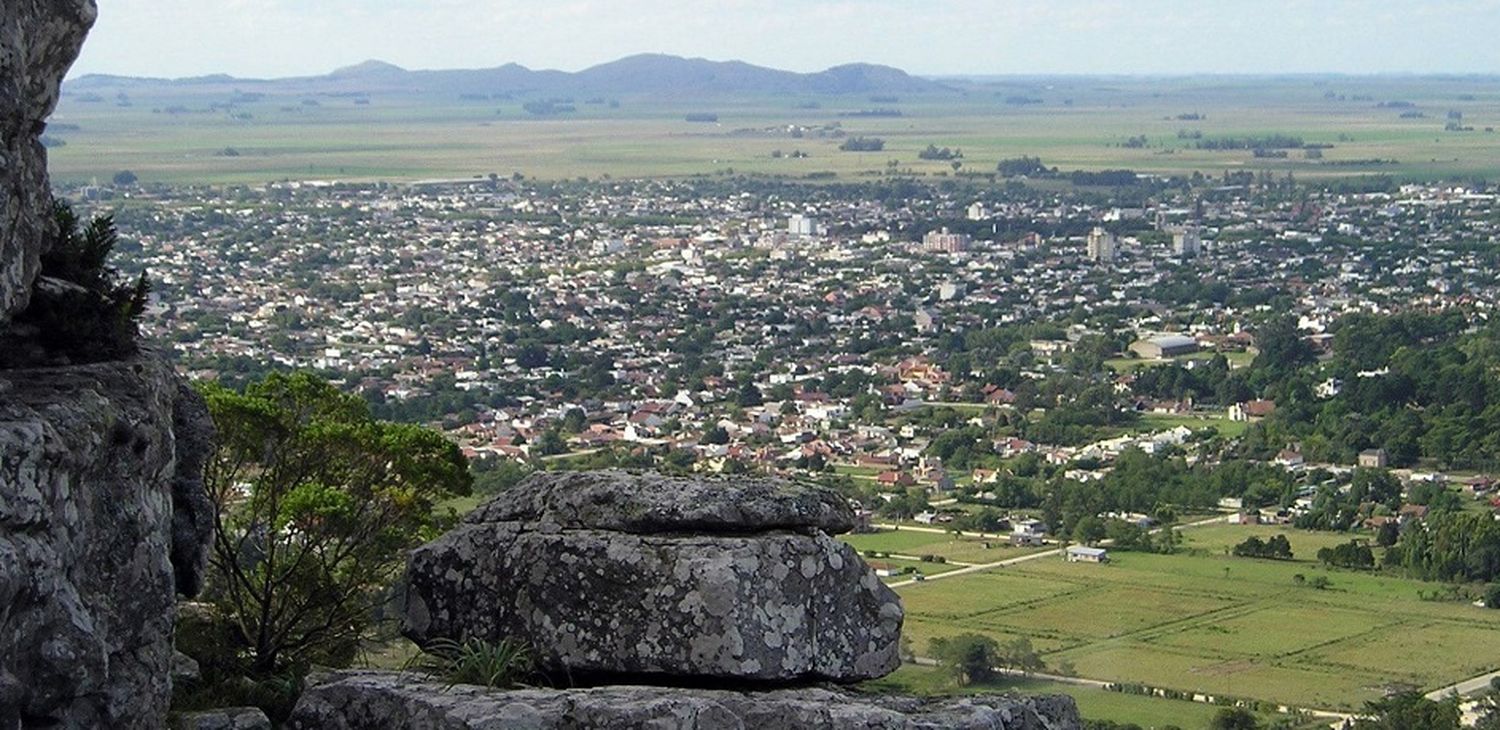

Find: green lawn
<box><xmin>1133</xmin><ymin>412</ymin><xmax>1250</xmax><ymax>439</ymax></box>
<box><xmin>843</xmin><ymin>529</ymin><xmax>1048</xmax><ymax>565</ymax></box>
<box><xmin>893</xmin><ymin>524</ymin><xmax>1500</xmax><ymax>711</ymax></box>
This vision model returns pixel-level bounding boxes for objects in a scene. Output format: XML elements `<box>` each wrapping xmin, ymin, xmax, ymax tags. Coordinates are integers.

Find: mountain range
<box><xmin>67</xmin><ymin>54</ymin><xmax>952</xmax><ymax>97</ymax></box>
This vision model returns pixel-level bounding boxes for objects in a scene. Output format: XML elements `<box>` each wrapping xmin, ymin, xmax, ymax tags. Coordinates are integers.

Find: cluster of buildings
<box><xmin>72</xmin><ymin>176</ymin><xmax>1500</xmax><ymax>489</ymax></box>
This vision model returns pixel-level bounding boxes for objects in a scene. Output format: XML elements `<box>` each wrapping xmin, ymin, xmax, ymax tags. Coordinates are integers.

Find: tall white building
<box><xmin>1086</xmin><ymin>227</ymin><xmax>1117</xmax><ymax>263</ymax></box>
<box><xmin>1171</xmin><ymin>227</ymin><xmax>1202</xmax><ymax>258</ymax></box>
<box><xmin>788</xmin><ymin>214</ymin><xmax>818</xmax><ymax>237</ymax></box>
<box><xmin>967</xmin><ymin>202</ymin><xmax>988</xmax><ymax>221</ymax></box>
<box><xmin>923</xmin><ymin>227</ymin><xmax>971</xmax><ymax>253</ymax></box>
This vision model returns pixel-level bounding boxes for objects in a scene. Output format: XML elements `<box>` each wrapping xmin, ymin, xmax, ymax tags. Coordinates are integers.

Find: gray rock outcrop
<box><xmin>402</xmin><ymin>471</ymin><xmax>903</xmax><ymax>683</ymax></box>
<box><xmin>174</xmin><ymin>706</ymin><xmax>272</xmax><ymax>730</ymax></box>
<box><xmin>0</xmin><ymin>0</ymin><xmax>96</xmax><ymax>320</ymax></box>
<box><xmin>0</xmin><ymin>354</ymin><xmax>215</xmax><ymax>728</ymax></box>
<box><xmin>2</xmin><ymin>2</ymin><xmax>214</xmax><ymax>727</ymax></box>
<box><xmin>290</xmin><ymin>670</ymin><xmax>1082</xmax><ymax>730</ymax></box>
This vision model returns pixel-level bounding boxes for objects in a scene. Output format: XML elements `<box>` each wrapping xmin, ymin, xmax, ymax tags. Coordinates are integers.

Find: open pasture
<box><xmin>843</xmin><ymin>528</ymin><xmax>1049</xmax><ymax>566</ymax></box>
<box><xmin>895</xmin><ymin>524</ymin><xmax>1500</xmax><ymax>711</ymax></box>
<box><xmin>46</xmin><ymin>75</ymin><xmax>1500</xmax><ymax>184</ymax></box>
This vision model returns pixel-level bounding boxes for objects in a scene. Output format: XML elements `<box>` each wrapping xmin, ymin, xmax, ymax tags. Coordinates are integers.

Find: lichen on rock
<box><xmin>402</xmin><ymin>470</ymin><xmax>903</xmax><ymax>684</ymax></box>
<box><xmin>0</xmin><ymin>353</ymin><xmax>215</xmax><ymax>728</ymax></box>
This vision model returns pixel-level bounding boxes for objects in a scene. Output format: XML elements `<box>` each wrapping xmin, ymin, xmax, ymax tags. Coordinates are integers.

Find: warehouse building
<box><xmin>1129</xmin><ymin>334</ymin><xmax>1200</xmax><ymax>359</ymax></box>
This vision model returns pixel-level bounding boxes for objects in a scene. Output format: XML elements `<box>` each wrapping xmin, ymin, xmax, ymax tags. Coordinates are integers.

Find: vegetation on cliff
<box><xmin>1</xmin><ymin>202</ymin><xmax>149</xmax><ymax>366</ymax></box>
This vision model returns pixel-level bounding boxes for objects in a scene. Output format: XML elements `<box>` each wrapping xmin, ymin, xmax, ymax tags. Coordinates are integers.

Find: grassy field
<box><xmin>864</xmin><ymin>665</ymin><xmax>1301</xmax><ymax>729</ymax></box>
<box><xmin>1134</xmin><ymin>412</ymin><xmax>1251</xmax><ymax>439</ymax></box>
<box><xmin>46</xmin><ymin>75</ymin><xmax>1500</xmax><ymax>184</ymax></box>
<box><xmin>844</xmin><ymin>528</ymin><xmax>1051</xmax><ymax>566</ymax></box>
<box><xmin>895</xmin><ymin>524</ymin><xmax>1500</xmax><ymax>712</ymax></box>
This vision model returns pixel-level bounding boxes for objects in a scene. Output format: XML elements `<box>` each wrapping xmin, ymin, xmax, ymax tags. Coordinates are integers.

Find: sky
<box><xmin>70</xmin><ymin>0</ymin><xmax>1500</xmax><ymax>79</ymax></box>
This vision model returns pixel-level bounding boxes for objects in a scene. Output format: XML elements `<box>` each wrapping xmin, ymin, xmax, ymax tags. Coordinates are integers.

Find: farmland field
<box><xmin>893</xmin><ymin>524</ymin><xmax>1500</xmax><ymax>712</ymax></box>
<box><xmin>46</xmin><ymin>75</ymin><xmax>1500</xmax><ymax>185</ymax></box>
<box><xmin>843</xmin><ymin>528</ymin><xmax>1051</xmax><ymax>567</ymax></box>
<box><xmin>865</xmin><ymin>665</ymin><xmax>1300</xmax><ymax>729</ymax></box>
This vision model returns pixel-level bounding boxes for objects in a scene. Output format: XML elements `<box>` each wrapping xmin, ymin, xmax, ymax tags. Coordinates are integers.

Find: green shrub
<box><xmin>406</xmin><ymin>638</ymin><xmax>533</xmax><ymax>688</ymax></box>
<box><xmin>4</xmin><ymin>202</ymin><xmax>149</xmax><ymax>364</ymax></box>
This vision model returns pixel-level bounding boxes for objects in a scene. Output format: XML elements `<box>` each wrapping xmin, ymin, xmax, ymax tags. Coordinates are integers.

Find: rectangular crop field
<box><xmin>892</xmin><ymin>524</ymin><xmax>1500</xmax><ymax>711</ymax></box>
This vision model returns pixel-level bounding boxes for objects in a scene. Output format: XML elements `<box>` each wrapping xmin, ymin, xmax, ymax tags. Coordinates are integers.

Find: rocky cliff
<box><xmin>0</xmin><ymin>356</ymin><xmax>213</xmax><ymax>727</ymax></box>
<box><xmin>0</xmin><ymin>0</ymin><xmax>95</xmax><ymax>320</ymax></box>
<box><xmin>1</xmin><ymin>1</ymin><xmax>215</xmax><ymax>728</ymax></box>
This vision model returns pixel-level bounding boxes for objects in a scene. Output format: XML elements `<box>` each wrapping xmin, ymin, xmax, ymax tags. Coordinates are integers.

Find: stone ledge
<box><xmin>289</xmin><ymin>670</ymin><xmax>1082</xmax><ymax>730</ymax></box>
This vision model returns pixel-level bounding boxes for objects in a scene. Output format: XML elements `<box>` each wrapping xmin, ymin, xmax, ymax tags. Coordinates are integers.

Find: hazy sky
<box><xmin>71</xmin><ymin>0</ymin><xmax>1500</xmax><ymax>79</ymax></box>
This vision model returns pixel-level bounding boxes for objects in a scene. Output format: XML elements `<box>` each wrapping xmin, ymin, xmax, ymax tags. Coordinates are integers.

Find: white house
<box><xmin>1066</xmin><ymin>546</ymin><xmax>1109</xmax><ymax>563</ymax></box>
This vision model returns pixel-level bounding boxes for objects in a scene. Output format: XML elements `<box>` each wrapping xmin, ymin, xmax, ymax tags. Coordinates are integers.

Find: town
<box><xmin>74</xmin><ymin>170</ymin><xmax>1500</xmax><ymax>727</ymax></box>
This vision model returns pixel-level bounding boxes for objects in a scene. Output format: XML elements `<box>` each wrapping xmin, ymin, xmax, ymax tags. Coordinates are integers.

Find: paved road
<box><xmin>1426</xmin><ymin>668</ymin><xmax>1500</xmax><ymax>700</ymax></box>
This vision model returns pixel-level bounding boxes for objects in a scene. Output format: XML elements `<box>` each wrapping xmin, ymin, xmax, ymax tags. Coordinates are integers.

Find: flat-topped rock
<box><xmin>402</xmin><ymin>471</ymin><xmax>901</xmax><ymax>684</ymax></box>
<box><xmin>289</xmin><ymin>670</ymin><xmax>1082</xmax><ymax>730</ymax></box>
<box><xmin>465</xmin><ymin>469</ymin><xmax>856</xmax><ymax>534</ymax></box>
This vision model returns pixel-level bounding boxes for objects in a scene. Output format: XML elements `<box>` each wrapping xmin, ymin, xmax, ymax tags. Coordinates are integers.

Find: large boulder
<box><xmin>290</xmin><ymin>670</ymin><xmax>1082</xmax><ymax>730</ymax></box>
<box><xmin>0</xmin><ymin>353</ymin><xmax>214</xmax><ymax>728</ymax></box>
<box><xmin>0</xmin><ymin>0</ymin><xmax>96</xmax><ymax>321</ymax></box>
<box><xmin>403</xmin><ymin>471</ymin><xmax>903</xmax><ymax>683</ymax></box>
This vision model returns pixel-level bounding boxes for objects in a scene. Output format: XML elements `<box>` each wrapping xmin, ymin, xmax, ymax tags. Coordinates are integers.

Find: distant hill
<box><xmin>66</xmin><ymin>54</ymin><xmax>951</xmax><ymax>97</ymax></box>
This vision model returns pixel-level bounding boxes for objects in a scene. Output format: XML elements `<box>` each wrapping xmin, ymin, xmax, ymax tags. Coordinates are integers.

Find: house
<box><xmin>913</xmin><ymin>510</ymin><xmax>938</xmax><ymax>525</ymax></box>
<box><xmin>869</xmin><ymin>562</ymin><xmax>908</xmax><ymax>578</ymax></box>
<box><xmin>1275</xmin><ymin>449</ymin><xmax>1305</xmax><ymax>468</ymax></box>
<box><xmin>1066</xmin><ymin>546</ymin><xmax>1109</xmax><ymax>563</ymax></box>
<box><xmin>1229</xmin><ymin>399</ymin><xmax>1277</xmax><ymax>422</ymax></box>
<box><xmin>1228</xmin><ymin>510</ymin><xmax>1261</xmax><ymax>525</ymax></box>
<box><xmin>1013</xmin><ymin>519</ymin><xmax>1048</xmax><ymax>537</ymax></box>
<box><xmin>876</xmin><ymin>470</ymin><xmax>916</xmax><ymax>488</ymax></box>
<box><xmin>1010</xmin><ymin>533</ymin><xmax>1045</xmax><ymax>547</ymax></box>
<box><xmin>1358</xmin><ymin>449</ymin><xmax>1389</xmax><ymax>469</ymax></box>
<box><xmin>1462</xmin><ymin>476</ymin><xmax>1496</xmax><ymax>497</ymax></box>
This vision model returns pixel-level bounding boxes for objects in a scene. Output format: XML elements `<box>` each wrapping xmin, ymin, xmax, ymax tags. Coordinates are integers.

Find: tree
<box><xmin>703</xmin><ymin>425</ymin><xmax>731</xmax><ymax>445</ymax></box>
<box><xmin>1486</xmin><ymin>583</ymin><xmax>1500</xmax><ymax>609</ymax></box>
<box><xmin>1072</xmin><ymin>515</ymin><xmax>1106</xmax><ymax>545</ymax></box>
<box><xmin>1210</xmin><ymin>707</ymin><xmax>1260</xmax><ymax>730</ymax></box>
<box><xmin>561</xmin><ymin>407</ymin><xmax>587</xmax><ymax>433</ymax></box>
<box><xmin>1318</xmin><ymin>540</ymin><xmax>1375</xmax><ymax>570</ymax></box>
<box><xmin>929</xmin><ymin>633</ymin><xmax>1000</xmax><ymax>685</ymax></box>
<box><xmin>1351</xmin><ymin>691</ymin><xmax>1459</xmax><ymax>730</ymax></box>
<box><xmin>1251</xmin><ymin>315</ymin><xmax>1315</xmax><ymax>382</ymax></box>
<box><xmin>112</xmin><ymin>169</ymin><xmax>138</xmax><ymax>186</ymax></box>
<box><xmin>737</xmin><ymin>380</ymin><xmax>764</xmax><ymax>407</ymax></box>
<box><xmin>536</xmin><ymin>428</ymin><xmax>568</xmax><ymax>456</ymax></box>
<box><xmin>997</xmin><ymin>637</ymin><xmax>1044</xmax><ymax>675</ymax></box>
<box><xmin>197</xmin><ymin>372</ymin><xmax>471</xmax><ymax>676</ymax></box>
